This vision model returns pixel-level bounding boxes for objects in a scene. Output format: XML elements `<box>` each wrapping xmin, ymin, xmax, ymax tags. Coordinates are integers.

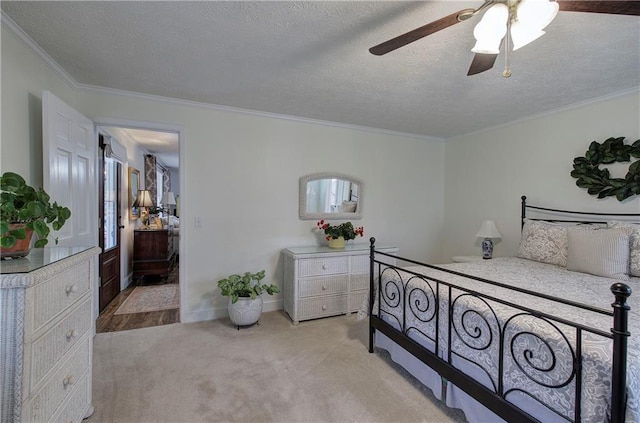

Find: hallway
<box><xmin>96</xmin><ymin>264</ymin><xmax>179</xmax><ymax>333</ymax></box>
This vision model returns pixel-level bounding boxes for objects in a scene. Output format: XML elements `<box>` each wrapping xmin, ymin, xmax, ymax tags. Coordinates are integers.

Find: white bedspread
<box><xmin>369</xmin><ymin>257</ymin><xmax>639</xmax><ymax>423</ymax></box>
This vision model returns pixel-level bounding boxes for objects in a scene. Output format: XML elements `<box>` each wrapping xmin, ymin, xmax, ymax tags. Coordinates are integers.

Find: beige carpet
<box><xmin>114</xmin><ymin>284</ymin><xmax>179</xmax><ymax>315</ymax></box>
<box><xmin>88</xmin><ymin>311</ymin><xmax>467</xmax><ymax>423</ymax></box>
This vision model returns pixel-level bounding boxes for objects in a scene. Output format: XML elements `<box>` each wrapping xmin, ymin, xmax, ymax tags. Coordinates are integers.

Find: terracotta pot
<box><xmin>1</xmin><ymin>224</ymin><xmax>34</xmax><ymax>259</ymax></box>
<box><xmin>328</xmin><ymin>236</ymin><xmax>346</xmax><ymax>249</ymax></box>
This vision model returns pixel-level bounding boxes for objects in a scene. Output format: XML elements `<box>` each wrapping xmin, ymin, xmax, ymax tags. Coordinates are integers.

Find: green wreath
<box><xmin>571</xmin><ymin>136</ymin><xmax>640</xmax><ymax>201</ymax></box>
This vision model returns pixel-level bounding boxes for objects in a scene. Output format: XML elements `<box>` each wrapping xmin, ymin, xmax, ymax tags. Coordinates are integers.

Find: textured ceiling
<box><xmin>3</xmin><ymin>1</ymin><xmax>640</xmax><ymax>142</ymax></box>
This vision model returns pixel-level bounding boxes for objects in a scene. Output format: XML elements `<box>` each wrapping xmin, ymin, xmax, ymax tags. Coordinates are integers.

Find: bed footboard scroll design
<box><xmin>368</xmin><ymin>237</ymin><xmax>633</xmax><ymax>423</ymax></box>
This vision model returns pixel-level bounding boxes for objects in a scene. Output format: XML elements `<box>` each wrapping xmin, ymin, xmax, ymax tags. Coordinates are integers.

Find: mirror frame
<box><xmin>128</xmin><ymin>167</ymin><xmax>140</xmax><ymax>220</ymax></box>
<box><xmin>299</xmin><ymin>172</ymin><xmax>363</xmax><ymax>221</ymax></box>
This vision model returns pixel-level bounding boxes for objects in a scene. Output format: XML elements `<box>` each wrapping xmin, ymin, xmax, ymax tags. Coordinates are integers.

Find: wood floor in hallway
<box><xmin>96</xmin><ymin>264</ymin><xmax>179</xmax><ymax>333</ymax></box>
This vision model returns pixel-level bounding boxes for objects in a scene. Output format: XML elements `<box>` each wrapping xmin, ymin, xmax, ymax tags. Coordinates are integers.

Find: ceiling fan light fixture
<box><xmin>511</xmin><ymin>22</ymin><xmax>546</xmax><ymax>50</ymax></box>
<box><xmin>516</xmin><ymin>0</ymin><xmax>559</xmax><ymax>31</ymax></box>
<box><xmin>509</xmin><ymin>0</ymin><xmax>558</xmax><ymax>50</ymax></box>
<box><xmin>471</xmin><ymin>3</ymin><xmax>509</xmax><ymax>54</ymax></box>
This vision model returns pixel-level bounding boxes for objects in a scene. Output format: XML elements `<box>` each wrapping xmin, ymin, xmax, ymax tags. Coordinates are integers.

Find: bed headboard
<box><xmin>521</xmin><ymin>195</ymin><xmax>640</xmax><ymax>229</ymax></box>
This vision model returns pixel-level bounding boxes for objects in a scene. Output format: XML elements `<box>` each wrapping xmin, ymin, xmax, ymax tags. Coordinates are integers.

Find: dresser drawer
<box><xmin>350</xmin><ymin>290</ymin><xmax>368</xmax><ymax>312</ymax></box>
<box><xmin>298</xmin><ymin>276</ymin><xmax>348</xmax><ymax>298</ymax></box>
<box><xmin>29</xmin><ymin>337</ymin><xmax>90</xmax><ymax>422</ymax></box>
<box><xmin>298</xmin><ymin>256</ymin><xmax>349</xmax><ymax>277</ymax></box>
<box><xmin>32</xmin><ymin>261</ymin><xmax>91</xmax><ymax>332</ymax></box>
<box><xmin>49</xmin><ymin>371</ymin><xmax>90</xmax><ymax>423</ymax></box>
<box><xmin>297</xmin><ymin>295</ymin><xmax>347</xmax><ymax>319</ymax></box>
<box><xmin>350</xmin><ymin>273</ymin><xmax>370</xmax><ymax>291</ymax></box>
<box><xmin>30</xmin><ymin>298</ymin><xmax>92</xmax><ymax>390</ymax></box>
<box><xmin>351</xmin><ymin>255</ymin><xmax>370</xmax><ymax>274</ymax></box>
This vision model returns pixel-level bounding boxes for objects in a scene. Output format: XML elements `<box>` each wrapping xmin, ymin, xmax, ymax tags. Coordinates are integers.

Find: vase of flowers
<box><xmin>316</xmin><ymin>220</ymin><xmax>364</xmax><ymax>249</ymax></box>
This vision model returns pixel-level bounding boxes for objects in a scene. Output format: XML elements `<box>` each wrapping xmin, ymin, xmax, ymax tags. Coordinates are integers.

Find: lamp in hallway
<box><xmin>476</xmin><ymin>220</ymin><xmax>502</xmax><ymax>259</ymax></box>
<box><xmin>134</xmin><ymin>189</ymin><xmax>154</xmax><ymax>228</ymax></box>
<box><xmin>162</xmin><ymin>191</ymin><xmax>177</xmax><ymax>216</ymax></box>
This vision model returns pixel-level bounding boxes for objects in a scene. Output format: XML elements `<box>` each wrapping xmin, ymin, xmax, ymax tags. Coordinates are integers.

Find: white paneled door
<box><xmin>42</xmin><ymin>91</ymin><xmax>97</xmax><ymax>248</ymax></box>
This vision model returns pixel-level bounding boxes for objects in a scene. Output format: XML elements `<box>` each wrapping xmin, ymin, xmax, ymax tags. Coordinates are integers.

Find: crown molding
<box><xmin>1</xmin><ymin>11</ymin><xmax>78</xmax><ymax>90</ymax></box>
<box><xmin>453</xmin><ymin>86</ymin><xmax>640</xmax><ymax>140</ymax></box>
<box><xmin>77</xmin><ymin>82</ymin><xmax>444</xmax><ymax>143</ymax></box>
<box><xmin>6</xmin><ymin>10</ymin><xmax>633</xmax><ymax>144</ymax></box>
<box><xmin>2</xmin><ymin>12</ymin><xmax>441</xmax><ymax>144</ymax></box>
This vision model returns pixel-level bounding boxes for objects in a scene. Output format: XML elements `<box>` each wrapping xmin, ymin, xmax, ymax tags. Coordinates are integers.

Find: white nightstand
<box><xmin>452</xmin><ymin>255</ymin><xmax>484</xmax><ymax>263</ymax></box>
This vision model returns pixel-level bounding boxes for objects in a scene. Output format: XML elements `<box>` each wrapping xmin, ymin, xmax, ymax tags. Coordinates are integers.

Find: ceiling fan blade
<box><xmin>467</xmin><ymin>53</ymin><xmax>498</xmax><ymax>76</ymax></box>
<box><xmin>369</xmin><ymin>9</ymin><xmax>471</xmax><ymax>56</ymax></box>
<box><xmin>557</xmin><ymin>1</ymin><xmax>640</xmax><ymax>15</ymax></box>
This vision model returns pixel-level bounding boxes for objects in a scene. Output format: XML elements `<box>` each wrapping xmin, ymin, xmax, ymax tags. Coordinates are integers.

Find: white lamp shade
<box><xmin>517</xmin><ymin>0</ymin><xmax>559</xmax><ymax>30</ymax></box>
<box><xmin>476</xmin><ymin>220</ymin><xmax>502</xmax><ymax>239</ymax></box>
<box><xmin>162</xmin><ymin>191</ymin><xmax>176</xmax><ymax>206</ymax></box>
<box><xmin>511</xmin><ymin>0</ymin><xmax>558</xmax><ymax>50</ymax></box>
<box><xmin>472</xmin><ymin>3</ymin><xmax>508</xmax><ymax>54</ymax></box>
<box><xmin>511</xmin><ymin>23</ymin><xmax>545</xmax><ymax>50</ymax></box>
<box><xmin>134</xmin><ymin>189</ymin><xmax>154</xmax><ymax>208</ymax></box>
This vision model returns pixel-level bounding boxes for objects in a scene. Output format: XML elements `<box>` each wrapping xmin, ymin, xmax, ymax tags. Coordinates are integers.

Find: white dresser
<box><xmin>283</xmin><ymin>244</ymin><xmax>398</xmax><ymax>324</ymax></box>
<box><xmin>0</xmin><ymin>246</ymin><xmax>101</xmax><ymax>423</ymax></box>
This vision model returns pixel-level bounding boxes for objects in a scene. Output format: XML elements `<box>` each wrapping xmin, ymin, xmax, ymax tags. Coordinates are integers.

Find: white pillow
<box><xmin>168</xmin><ymin>215</ymin><xmax>180</xmax><ymax>228</ymax></box>
<box><xmin>607</xmin><ymin>221</ymin><xmax>640</xmax><ymax>277</ymax></box>
<box><xmin>566</xmin><ymin>228</ymin><xmax>630</xmax><ymax>280</ymax></box>
<box><xmin>518</xmin><ymin>219</ymin><xmax>568</xmax><ymax>267</ymax></box>
<box><xmin>340</xmin><ymin>201</ymin><xmax>357</xmax><ymax>213</ymax></box>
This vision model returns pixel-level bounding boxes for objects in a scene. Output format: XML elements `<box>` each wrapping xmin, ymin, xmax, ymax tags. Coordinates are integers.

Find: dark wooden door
<box><xmin>98</xmin><ymin>134</ymin><xmax>122</xmax><ymax>312</ymax></box>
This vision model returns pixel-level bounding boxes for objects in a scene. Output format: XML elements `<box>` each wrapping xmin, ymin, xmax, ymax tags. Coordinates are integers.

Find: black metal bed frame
<box><xmin>368</xmin><ymin>196</ymin><xmax>637</xmax><ymax>423</ymax></box>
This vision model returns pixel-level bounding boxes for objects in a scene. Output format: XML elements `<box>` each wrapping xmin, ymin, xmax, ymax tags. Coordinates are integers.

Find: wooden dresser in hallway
<box><xmin>133</xmin><ymin>228</ymin><xmax>175</xmax><ymax>280</ymax></box>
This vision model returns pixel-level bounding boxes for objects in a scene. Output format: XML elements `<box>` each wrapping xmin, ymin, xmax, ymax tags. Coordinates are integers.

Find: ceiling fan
<box><xmin>369</xmin><ymin>0</ymin><xmax>640</xmax><ymax>77</ymax></box>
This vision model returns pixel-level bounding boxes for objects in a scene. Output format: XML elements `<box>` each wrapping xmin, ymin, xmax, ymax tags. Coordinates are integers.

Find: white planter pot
<box><xmin>228</xmin><ymin>296</ymin><xmax>263</xmax><ymax>328</ymax></box>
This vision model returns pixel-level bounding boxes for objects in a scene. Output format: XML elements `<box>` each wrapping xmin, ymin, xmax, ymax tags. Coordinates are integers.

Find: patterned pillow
<box><xmin>567</xmin><ymin>227</ymin><xmax>630</xmax><ymax>280</ymax></box>
<box><xmin>607</xmin><ymin>221</ymin><xmax>640</xmax><ymax>277</ymax></box>
<box><xmin>518</xmin><ymin>219</ymin><xmax>568</xmax><ymax>267</ymax></box>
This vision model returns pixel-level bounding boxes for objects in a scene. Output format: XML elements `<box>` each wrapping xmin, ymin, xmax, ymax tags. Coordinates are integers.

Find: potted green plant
<box><xmin>316</xmin><ymin>220</ymin><xmax>364</xmax><ymax>249</ymax></box>
<box><xmin>217</xmin><ymin>270</ymin><xmax>279</xmax><ymax>328</ymax></box>
<box><xmin>1</xmin><ymin>172</ymin><xmax>71</xmax><ymax>258</ymax></box>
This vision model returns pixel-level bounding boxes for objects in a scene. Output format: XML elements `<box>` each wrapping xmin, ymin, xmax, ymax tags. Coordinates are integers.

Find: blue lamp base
<box><xmin>481</xmin><ymin>238</ymin><xmax>494</xmax><ymax>259</ymax></box>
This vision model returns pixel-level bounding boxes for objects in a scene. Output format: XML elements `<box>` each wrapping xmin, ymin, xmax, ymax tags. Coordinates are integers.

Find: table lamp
<box><xmin>134</xmin><ymin>189</ymin><xmax>154</xmax><ymax>228</ymax></box>
<box><xmin>162</xmin><ymin>191</ymin><xmax>177</xmax><ymax>215</ymax></box>
<box><xmin>476</xmin><ymin>220</ymin><xmax>502</xmax><ymax>259</ymax></box>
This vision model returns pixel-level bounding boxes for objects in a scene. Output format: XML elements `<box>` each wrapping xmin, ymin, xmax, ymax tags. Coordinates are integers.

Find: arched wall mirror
<box><xmin>299</xmin><ymin>173</ymin><xmax>363</xmax><ymax>220</ymax></box>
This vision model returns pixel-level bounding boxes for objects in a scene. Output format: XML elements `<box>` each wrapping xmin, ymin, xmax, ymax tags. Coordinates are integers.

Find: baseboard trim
<box><xmin>181</xmin><ymin>298</ymin><xmax>283</xmax><ymax>323</ymax></box>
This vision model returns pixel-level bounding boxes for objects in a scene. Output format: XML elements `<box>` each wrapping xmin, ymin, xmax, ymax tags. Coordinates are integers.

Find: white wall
<box><xmin>442</xmin><ymin>90</ymin><xmax>640</xmax><ymax>261</ymax></box>
<box><xmin>1</xmin><ymin>25</ymin><xmax>445</xmax><ymax>323</ymax></box>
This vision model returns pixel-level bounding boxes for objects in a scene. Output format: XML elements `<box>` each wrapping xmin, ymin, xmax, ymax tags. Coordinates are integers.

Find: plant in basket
<box><xmin>217</xmin><ymin>270</ymin><xmax>280</xmax><ymax>328</ymax></box>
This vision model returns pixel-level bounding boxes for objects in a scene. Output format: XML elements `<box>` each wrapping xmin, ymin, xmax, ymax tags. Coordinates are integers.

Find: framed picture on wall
<box><xmin>129</xmin><ymin>167</ymin><xmax>140</xmax><ymax>219</ymax></box>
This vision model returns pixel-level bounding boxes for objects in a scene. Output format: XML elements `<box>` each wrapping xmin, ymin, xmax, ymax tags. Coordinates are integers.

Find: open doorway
<box><xmin>95</xmin><ymin>125</ymin><xmax>181</xmax><ymax>333</ymax></box>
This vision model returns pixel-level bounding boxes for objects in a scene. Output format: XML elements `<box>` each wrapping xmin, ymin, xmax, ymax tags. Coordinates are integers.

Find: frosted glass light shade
<box><xmin>511</xmin><ymin>0</ymin><xmax>559</xmax><ymax>50</ymax></box>
<box><xmin>472</xmin><ymin>3</ymin><xmax>509</xmax><ymax>54</ymax></box>
<box><xmin>517</xmin><ymin>0</ymin><xmax>559</xmax><ymax>30</ymax></box>
<box><xmin>511</xmin><ymin>23</ymin><xmax>545</xmax><ymax>50</ymax></box>
<box><xmin>476</xmin><ymin>220</ymin><xmax>502</xmax><ymax>239</ymax></box>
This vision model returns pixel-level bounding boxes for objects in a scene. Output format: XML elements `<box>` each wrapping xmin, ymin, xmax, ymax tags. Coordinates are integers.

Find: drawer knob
<box><xmin>65</xmin><ymin>284</ymin><xmax>78</xmax><ymax>295</ymax></box>
<box><xmin>322</xmin><ymin>284</ymin><xmax>327</xmax><ymax>290</ymax></box>
<box><xmin>322</xmin><ymin>304</ymin><xmax>328</xmax><ymax>311</ymax></box>
<box><xmin>66</xmin><ymin>329</ymin><xmax>78</xmax><ymax>340</ymax></box>
<box><xmin>63</xmin><ymin>375</ymin><xmax>75</xmax><ymax>387</ymax></box>
<box><xmin>322</xmin><ymin>264</ymin><xmax>327</xmax><ymax>270</ymax></box>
